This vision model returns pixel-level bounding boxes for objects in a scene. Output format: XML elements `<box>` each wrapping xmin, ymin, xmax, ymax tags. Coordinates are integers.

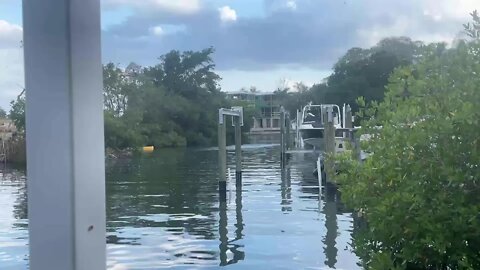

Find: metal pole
<box><xmin>218</xmin><ymin>114</ymin><xmax>227</xmax><ymax>202</ymax></box>
<box><xmin>234</xmin><ymin>116</ymin><xmax>242</xmax><ymax>185</ymax></box>
<box><xmin>24</xmin><ymin>0</ymin><xmax>106</xmax><ymax>269</ymax></box>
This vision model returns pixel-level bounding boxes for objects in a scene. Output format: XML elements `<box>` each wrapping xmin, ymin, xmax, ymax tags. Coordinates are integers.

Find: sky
<box><xmin>0</xmin><ymin>0</ymin><xmax>478</xmax><ymax>110</ymax></box>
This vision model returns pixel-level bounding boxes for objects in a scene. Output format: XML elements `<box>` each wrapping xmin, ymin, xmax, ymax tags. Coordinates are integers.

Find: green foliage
<box><xmin>0</xmin><ymin>107</ymin><xmax>6</xmax><ymax>118</ymax></box>
<box><xmin>464</xmin><ymin>10</ymin><xmax>480</xmax><ymax>38</ymax></box>
<box><xmin>9</xmin><ymin>96</ymin><xmax>25</xmax><ymax>132</ymax></box>
<box><xmin>275</xmin><ymin>37</ymin><xmax>424</xmax><ymax>115</ymax></box>
<box><xmin>103</xmin><ymin>48</ymin><xmax>228</xmax><ymax>149</ymax></box>
<box><xmin>334</xmin><ymin>40</ymin><xmax>480</xmax><ymax>269</ymax></box>
<box><xmin>273</xmin><ymin>82</ymin><xmax>313</xmax><ymax>115</ymax></box>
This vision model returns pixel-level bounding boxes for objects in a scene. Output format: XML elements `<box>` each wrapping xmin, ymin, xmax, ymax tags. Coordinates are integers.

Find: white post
<box><xmin>23</xmin><ymin>0</ymin><xmax>106</xmax><ymax>269</ymax></box>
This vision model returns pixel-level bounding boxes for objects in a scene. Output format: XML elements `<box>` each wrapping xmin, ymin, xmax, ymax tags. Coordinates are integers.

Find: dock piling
<box><xmin>218</xmin><ymin>107</ymin><xmax>243</xmax><ymax>202</ymax></box>
<box><xmin>234</xmin><ymin>116</ymin><xmax>242</xmax><ymax>185</ymax></box>
<box><xmin>218</xmin><ymin>114</ymin><xmax>227</xmax><ymax>202</ymax></box>
<box><xmin>323</xmin><ymin>106</ymin><xmax>336</xmax><ymax>180</ymax></box>
<box><xmin>280</xmin><ymin>107</ymin><xmax>286</xmax><ymax>162</ymax></box>
<box><xmin>285</xmin><ymin>113</ymin><xmax>291</xmax><ymax>151</ymax></box>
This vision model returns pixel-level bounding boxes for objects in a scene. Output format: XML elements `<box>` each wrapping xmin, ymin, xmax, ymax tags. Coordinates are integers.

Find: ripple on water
<box><xmin>0</xmin><ymin>145</ymin><xmax>360</xmax><ymax>269</ymax></box>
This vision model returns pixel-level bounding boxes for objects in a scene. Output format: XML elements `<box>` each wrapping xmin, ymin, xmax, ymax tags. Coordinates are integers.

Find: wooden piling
<box><xmin>323</xmin><ymin>106</ymin><xmax>336</xmax><ymax>180</ymax></box>
<box><xmin>324</xmin><ymin>106</ymin><xmax>336</xmax><ymax>155</ymax></box>
<box><xmin>296</xmin><ymin>109</ymin><xmax>301</xmax><ymax>147</ymax></box>
<box><xmin>344</xmin><ymin>105</ymin><xmax>353</xmax><ymax>129</ymax></box>
<box><xmin>234</xmin><ymin>116</ymin><xmax>242</xmax><ymax>185</ymax></box>
<box><xmin>285</xmin><ymin>113</ymin><xmax>291</xmax><ymax>151</ymax></box>
<box><xmin>280</xmin><ymin>107</ymin><xmax>286</xmax><ymax>160</ymax></box>
<box><xmin>218</xmin><ymin>115</ymin><xmax>227</xmax><ymax>202</ymax></box>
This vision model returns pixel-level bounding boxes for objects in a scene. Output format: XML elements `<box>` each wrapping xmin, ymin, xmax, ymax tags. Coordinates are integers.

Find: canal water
<box><xmin>0</xmin><ymin>142</ymin><xmax>360</xmax><ymax>269</ymax></box>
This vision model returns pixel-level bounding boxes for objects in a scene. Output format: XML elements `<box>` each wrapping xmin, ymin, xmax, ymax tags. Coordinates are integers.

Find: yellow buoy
<box><xmin>143</xmin><ymin>146</ymin><xmax>154</xmax><ymax>153</ymax></box>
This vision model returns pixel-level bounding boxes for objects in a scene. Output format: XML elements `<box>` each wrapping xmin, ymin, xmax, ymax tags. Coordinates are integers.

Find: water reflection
<box><xmin>0</xmin><ymin>145</ymin><xmax>360</xmax><ymax>269</ymax></box>
<box><xmin>324</xmin><ymin>183</ymin><xmax>339</xmax><ymax>268</ymax></box>
<box><xmin>280</xmin><ymin>164</ymin><xmax>292</xmax><ymax>213</ymax></box>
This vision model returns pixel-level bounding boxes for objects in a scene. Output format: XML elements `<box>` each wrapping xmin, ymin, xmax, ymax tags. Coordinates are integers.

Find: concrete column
<box><xmin>23</xmin><ymin>0</ymin><xmax>106</xmax><ymax>269</ymax></box>
<box><xmin>218</xmin><ymin>115</ymin><xmax>227</xmax><ymax>202</ymax></box>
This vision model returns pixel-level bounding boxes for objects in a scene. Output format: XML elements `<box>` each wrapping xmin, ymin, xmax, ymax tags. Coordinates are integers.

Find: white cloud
<box><xmin>149</xmin><ymin>25</ymin><xmax>164</xmax><ymax>36</ymax></box>
<box><xmin>103</xmin><ymin>0</ymin><xmax>201</xmax><ymax>14</ymax></box>
<box><xmin>420</xmin><ymin>0</ymin><xmax>479</xmax><ymax>21</ymax></box>
<box><xmin>0</xmin><ymin>20</ymin><xmax>23</xmax><ymax>49</ymax></box>
<box><xmin>0</xmin><ymin>48</ymin><xmax>24</xmax><ymax>110</ymax></box>
<box><xmin>218</xmin><ymin>6</ymin><xmax>237</xmax><ymax>23</ymax></box>
<box><xmin>286</xmin><ymin>1</ymin><xmax>297</xmax><ymax>11</ymax></box>
<box><xmin>354</xmin><ymin>0</ymin><xmax>478</xmax><ymax>47</ymax></box>
<box><xmin>0</xmin><ymin>20</ymin><xmax>23</xmax><ymax>110</ymax></box>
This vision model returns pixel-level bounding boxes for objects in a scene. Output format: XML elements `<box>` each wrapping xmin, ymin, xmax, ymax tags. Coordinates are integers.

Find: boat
<box><xmin>298</xmin><ymin>103</ymin><xmax>342</xmax><ymax>148</ymax></box>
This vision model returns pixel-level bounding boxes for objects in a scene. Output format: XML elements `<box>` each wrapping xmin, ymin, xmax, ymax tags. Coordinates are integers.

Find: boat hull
<box><xmin>300</xmin><ymin>128</ymin><xmax>325</xmax><ymax>148</ymax></box>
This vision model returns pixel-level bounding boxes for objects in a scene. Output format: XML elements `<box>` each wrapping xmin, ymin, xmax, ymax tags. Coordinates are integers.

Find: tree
<box><xmin>275</xmin><ymin>37</ymin><xmax>424</xmax><ymax>116</ymax></box>
<box><xmin>103</xmin><ymin>48</ymin><xmax>228</xmax><ymax>149</ymax></box>
<box><xmin>322</xmin><ymin>37</ymin><xmax>423</xmax><ymax>110</ymax></box>
<box><xmin>103</xmin><ymin>63</ymin><xmax>137</xmax><ymax>117</ymax></box>
<box><xmin>464</xmin><ymin>10</ymin><xmax>480</xmax><ymax>38</ymax></box>
<box><xmin>334</xmin><ymin>39</ymin><xmax>480</xmax><ymax>269</ymax></box>
<box><xmin>9</xmin><ymin>96</ymin><xmax>25</xmax><ymax>132</ymax></box>
<box><xmin>0</xmin><ymin>107</ymin><xmax>6</xmax><ymax>118</ymax></box>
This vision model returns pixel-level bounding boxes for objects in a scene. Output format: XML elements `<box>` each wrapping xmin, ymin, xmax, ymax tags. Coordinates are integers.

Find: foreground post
<box><xmin>234</xmin><ymin>117</ymin><xmax>242</xmax><ymax>185</ymax></box>
<box><xmin>23</xmin><ymin>0</ymin><xmax>106</xmax><ymax>269</ymax></box>
<box><xmin>218</xmin><ymin>114</ymin><xmax>227</xmax><ymax>202</ymax></box>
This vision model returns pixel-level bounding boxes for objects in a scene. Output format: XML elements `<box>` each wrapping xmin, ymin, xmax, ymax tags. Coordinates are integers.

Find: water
<box><xmin>0</xmin><ymin>143</ymin><xmax>360</xmax><ymax>269</ymax></box>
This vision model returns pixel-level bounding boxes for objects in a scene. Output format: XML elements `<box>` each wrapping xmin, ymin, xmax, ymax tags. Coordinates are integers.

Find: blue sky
<box><xmin>0</xmin><ymin>0</ymin><xmax>478</xmax><ymax>110</ymax></box>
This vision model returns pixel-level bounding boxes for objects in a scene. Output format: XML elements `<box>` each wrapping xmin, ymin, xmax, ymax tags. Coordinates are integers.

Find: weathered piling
<box><xmin>323</xmin><ymin>106</ymin><xmax>336</xmax><ymax>180</ymax></box>
<box><xmin>296</xmin><ymin>109</ymin><xmax>301</xmax><ymax>147</ymax></box>
<box><xmin>344</xmin><ymin>104</ymin><xmax>353</xmax><ymax>130</ymax></box>
<box><xmin>234</xmin><ymin>116</ymin><xmax>242</xmax><ymax>185</ymax></box>
<box><xmin>218</xmin><ymin>114</ymin><xmax>227</xmax><ymax>202</ymax></box>
<box><xmin>324</xmin><ymin>106</ymin><xmax>336</xmax><ymax>155</ymax></box>
<box><xmin>219</xmin><ymin>201</ymin><xmax>228</xmax><ymax>265</ymax></box>
<box><xmin>344</xmin><ymin>105</ymin><xmax>361</xmax><ymax>161</ymax></box>
<box><xmin>285</xmin><ymin>113</ymin><xmax>291</xmax><ymax>151</ymax></box>
<box><xmin>280</xmin><ymin>107</ymin><xmax>286</xmax><ymax>161</ymax></box>
<box><xmin>218</xmin><ymin>107</ymin><xmax>243</xmax><ymax>201</ymax></box>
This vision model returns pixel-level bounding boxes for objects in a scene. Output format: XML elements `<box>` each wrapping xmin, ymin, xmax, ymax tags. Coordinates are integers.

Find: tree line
<box><xmin>7</xmin><ymin>36</ymin><xmax>425</xmax><ymax>149</ymax></box>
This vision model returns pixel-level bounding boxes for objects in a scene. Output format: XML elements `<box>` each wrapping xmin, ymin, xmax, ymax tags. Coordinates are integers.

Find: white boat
<box><xmin>298</xmin><ymin>104</ymin><xmax>342</xmax><ymax>148</ymax></box>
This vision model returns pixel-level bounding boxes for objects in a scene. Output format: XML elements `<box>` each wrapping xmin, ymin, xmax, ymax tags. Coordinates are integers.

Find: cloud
<box><xmin>286</xmin><ymin>1</ymin><xmax>297</xmax><ymax>11</ymax></box>
<box><xmin>0</xmin><ymin>20</ymin><xmax>22</xmax><ymax>49</ymax></box>
<box><xmin>101</xmin><ymin>0</ymin><xmax>478</xmax><ymax>71</ymax></box>
<box><xmin>103</xmin><ymin>0</ymin><xmax>201</xmax><ymax>15</ymax></box>
<box><xmin>0</xmin><ymin>20</ymin><xmax>23</xmax><ymax>110</ymax></box>
<box><xmin>0</xmin><ymin>48</ymin><xmax>24</xmax><ymax>110</ymax></box>
<box><xmin>218</xmin><ymin>6</ymin><xmax>237</xmax><ymax>23</ymax></box>
<box><xmin>149</xmin><ymin>25</ymin><xmax>164</xmax><ymax>36</ymax></box>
